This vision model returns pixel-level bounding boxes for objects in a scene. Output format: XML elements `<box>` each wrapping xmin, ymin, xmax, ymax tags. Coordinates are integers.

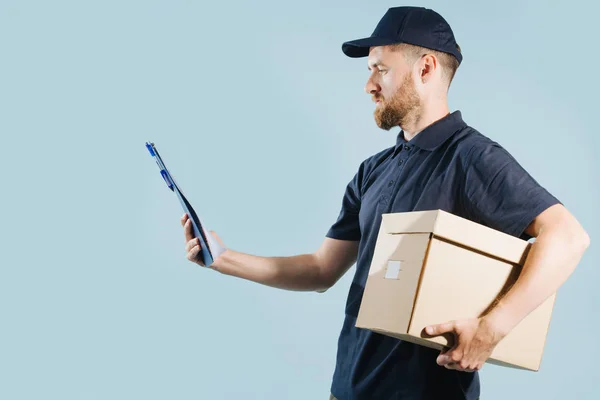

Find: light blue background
<box><xmin>1</xmin><ymin>0</ymin><xmax>598</xmax><ymax>399</ymax></box>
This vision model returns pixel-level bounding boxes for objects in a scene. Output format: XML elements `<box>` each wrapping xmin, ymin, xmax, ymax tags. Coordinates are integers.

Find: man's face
<box><xmin>365</xmin><ymin>46</ymin><xmax>421</xmax><ymax>131</ymax></box>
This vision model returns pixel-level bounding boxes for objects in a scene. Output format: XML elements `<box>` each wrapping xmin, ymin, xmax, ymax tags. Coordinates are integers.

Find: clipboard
<box><xmin>145</xmin><ymin>142</ymin><xmax>226</xmax><ymax>267</ymax></box>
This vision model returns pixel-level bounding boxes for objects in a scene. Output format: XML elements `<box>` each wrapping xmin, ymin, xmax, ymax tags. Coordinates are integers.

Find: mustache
<box><xmin>372</xmin><ymin>94</ymin><xmax>384</xmax><ymax>102</ymax></box>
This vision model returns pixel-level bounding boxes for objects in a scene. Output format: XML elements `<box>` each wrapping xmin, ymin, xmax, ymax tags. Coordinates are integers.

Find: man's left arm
<box><xmin>427</xmin><ymin>204</ymin><xmax>589</xmax><ymax>372</ymax></box>
<box><xmin>426</xmin><ymin>143</ymin><xmax>591</xmax><ymax>372</ymax></box>
<box><xmin>483</xmin><ymin>203</ymin><xmax>589</xmax><ymax>339</ymax></box>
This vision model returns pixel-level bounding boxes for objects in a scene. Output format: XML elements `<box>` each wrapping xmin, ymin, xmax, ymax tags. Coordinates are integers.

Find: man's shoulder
<box><xmin>357</xmin><ymin>145</ymin><xmax>395</xmax><ymax>173</ymax></box>
<box><xmin>452</xmin><ymin>125</ymin><xmax>514</xmax><ymax>165</ymax></box>
<box><xmin>454</xmin><ymin>125</ymin><xmax>497</xmax><ymax>150</ymax></box>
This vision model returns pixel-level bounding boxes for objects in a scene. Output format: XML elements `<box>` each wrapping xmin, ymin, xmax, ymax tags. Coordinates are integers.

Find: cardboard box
<box><xmin>356</xmin><ymin>209</ymin><xmax>556</xmax><ymax>371</ymax></box>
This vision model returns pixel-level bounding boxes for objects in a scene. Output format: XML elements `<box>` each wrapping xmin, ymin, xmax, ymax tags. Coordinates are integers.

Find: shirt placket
<box><xmin>381</xmin><ymin>144</ymin><xmax>412</xmax><ymax>213</ymax></box>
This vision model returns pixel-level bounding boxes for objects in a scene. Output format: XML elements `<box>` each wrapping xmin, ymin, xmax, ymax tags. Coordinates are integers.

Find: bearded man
<box><xmin>181</xmin><ymin>6</ymin><xmax>590</xmax><ymax>400</ymax></box>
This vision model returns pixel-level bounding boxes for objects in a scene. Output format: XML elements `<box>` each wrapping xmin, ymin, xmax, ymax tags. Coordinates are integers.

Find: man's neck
<box><xmin>402</xmin><ymin>102</ymin><xmax>450</xmax><ymax>141</ymax></box>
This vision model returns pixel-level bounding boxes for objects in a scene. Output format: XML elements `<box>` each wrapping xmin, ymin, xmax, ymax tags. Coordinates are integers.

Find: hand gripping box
<box><xmin>355</xmin><ymin>209</ymin><xmax>556</xmax><ymax>371</ymax></box>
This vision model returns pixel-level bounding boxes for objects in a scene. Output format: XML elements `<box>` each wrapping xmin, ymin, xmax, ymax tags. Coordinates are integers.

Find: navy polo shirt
<box><xmin>326</xmin><ymin>111</ymin><xmax>560</xmax><ymax>400</ymax></box>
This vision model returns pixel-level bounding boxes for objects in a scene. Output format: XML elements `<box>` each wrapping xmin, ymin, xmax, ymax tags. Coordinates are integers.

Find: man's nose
<box><xmin>365</xmin><ymin>76</ymin><xmax>380</xmax><ymax>96</ymax></box>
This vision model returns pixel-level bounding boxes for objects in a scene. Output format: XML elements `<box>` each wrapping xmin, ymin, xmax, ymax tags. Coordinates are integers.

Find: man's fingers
<box><xmin>186</xmin><ymin>238</ymin><xmax>201</xmax><ymax>252</ymax></box>
<box><xmin>187</xmin><ymin>244</ymin><xmax>205</xmax><ymax>266</ymax></box>
<box><xmin>444</xmin><ymin>363</ymin><xmax>475</xmax><ymax>372</ymax></box>
<box><xmin>179</xmin><ymin>213</ymin><xmax>209</xmax><ymax>267</ymax></box>
<box><xmin>183</xmin><ymin>218</ymin><xmax>195</xmax><ymax>242</ymax></box>
<box><xmin>437</xmin><ymin>354</ymin><xmax>451</xmax><ymax>365</ymax></box>
<box><xmin>441</xmin><ymin>354</ymin><xmax>477</xmax><ymax>372</ymax></box>
<box><xmin>426</xmin><ymin>321</ymin><xmax>456</xmax><ymax>336</ymax></box>
<box><xmin>180</xmin><ymin>213</ymin><xmax>188</xmax><ymax>227</ymax></box>
<box><xmin>443</xmin><ymin>362</ymin><xmax>458</xmax><ymax>370</ymax></box>
<box><xmin>437</xmin><ymin>351</ymin><xmax>457</xmax><ymax>366</ymax></box>
<box><xmin>186</xmin><ymin>240</ymin><xmax>205</xmax><ymax>267</ymax></box>
<box><xmin>437</xmin><ymin>345</ymin><xmax>455</xmax><ymax>366</ymax></box>
<box><xmin>437</xmin><ymin>338</ymin><xmax>467</xmax><ymax>366</ymax></box>
<box><xmin>447</xmin><ymin>360</ymin><xmax>477</xmax><ymax>372</ymax></box>
<box><xmin>440</xmin><ymin>347</ymin><xmax>481</xmax><ymax>372</ymax></box>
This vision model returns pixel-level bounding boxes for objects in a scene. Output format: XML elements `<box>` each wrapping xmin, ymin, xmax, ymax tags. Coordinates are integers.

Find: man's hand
<box><xmin>180</xmin><ymin>213</ymin><xmax>225</xmax><ymax>267</ymax></box>
<box><xmin>425</xmin><ymin>316</ymin><xmax>508</xmax><ymax>372</ymax></box>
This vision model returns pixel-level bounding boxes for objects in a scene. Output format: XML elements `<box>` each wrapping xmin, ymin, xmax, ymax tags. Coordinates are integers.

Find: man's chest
<box><xmin>358</xmin><ymin>151</ymin><xmax>465</xmax><ymax>235</ymax></box>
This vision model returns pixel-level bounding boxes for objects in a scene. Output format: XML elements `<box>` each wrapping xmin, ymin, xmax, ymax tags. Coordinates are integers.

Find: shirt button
<box><xmin>404</xmin><ymin>145</ymin><xmax>410</xmax><ymax>151</ymax></box>
<box><xmin>388</xmin><ymin>180</ymin><xmax>394</xmax><ymax>187</ymax></box>
<box><xmin>399</xmin><ymin>159</ymin><xmax>404</xmax><ymax>165</ymax></box>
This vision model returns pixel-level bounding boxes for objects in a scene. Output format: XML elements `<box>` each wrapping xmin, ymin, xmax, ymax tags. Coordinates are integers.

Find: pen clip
<box><xmin>160</xmin><ymin>169</ymin><xmax>174</xmax><ymax>191</ymax></box>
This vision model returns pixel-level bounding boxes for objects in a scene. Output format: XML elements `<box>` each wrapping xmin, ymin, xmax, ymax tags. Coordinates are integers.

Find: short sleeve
<box><xmin>462</xmin><ymin>141</ymin><xmax>561</xmax><ymax>240</ymax></box>
<box><xmin>326</xmin><ymin>161</ymin><xmax>366</xmax><ymax>241</ymax></box>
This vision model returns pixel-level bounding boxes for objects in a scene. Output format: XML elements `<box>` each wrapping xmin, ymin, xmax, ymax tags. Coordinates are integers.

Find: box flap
<box><xmin>381</xmin><ymin>210</ymin><xmax>439</xmax><ymax>234</ymax></box>
<box><xmin>382</xmin><ymin>210</ymin><xmax>530</xmax><ymax>265</ymax></box>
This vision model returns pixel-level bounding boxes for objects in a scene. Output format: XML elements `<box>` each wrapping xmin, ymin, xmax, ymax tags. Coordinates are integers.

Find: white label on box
<box><xmin>385</xmin><ymin>260</ymin><xmax>402</xmax><ymax>279</ymax></box>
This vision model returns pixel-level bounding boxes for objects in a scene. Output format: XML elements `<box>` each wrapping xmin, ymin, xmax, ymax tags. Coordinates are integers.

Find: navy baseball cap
<box><xmin>342</xmin><ymin>6</ymin><xmax>462</xmax><ymax>64</ymax></box>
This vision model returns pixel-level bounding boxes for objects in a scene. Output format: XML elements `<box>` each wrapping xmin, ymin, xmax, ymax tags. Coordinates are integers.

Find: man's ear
<box><xmin>420</xmin><ymin>54</ymin><xmax>438</xmax><ymax>83</ymax></box>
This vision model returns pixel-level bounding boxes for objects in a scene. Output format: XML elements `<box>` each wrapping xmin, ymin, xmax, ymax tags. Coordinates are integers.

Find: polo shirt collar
<box><xmin>395</xmin><ymin>110</ymin><xmax>466</xmax><ymax>152</ymax></box>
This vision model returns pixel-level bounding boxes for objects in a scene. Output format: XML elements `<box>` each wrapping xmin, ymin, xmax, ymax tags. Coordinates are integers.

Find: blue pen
<box><xmin>146</xmin><ymin>142</ymin><xmax>174</xmax><ymax>191</ymax></box>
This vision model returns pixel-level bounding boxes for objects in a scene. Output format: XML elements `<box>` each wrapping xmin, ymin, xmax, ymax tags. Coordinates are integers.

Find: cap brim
<box><xmin>342</xmin><ymin>36</ymin><xmax>399</xmax><ymax>58</ymax></box>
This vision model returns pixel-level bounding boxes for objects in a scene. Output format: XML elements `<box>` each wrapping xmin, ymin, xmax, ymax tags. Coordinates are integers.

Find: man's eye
<box><xmin>378</xmin><ymin>70</ymin><xmax>386</xmax><ymax>74</ymax></box>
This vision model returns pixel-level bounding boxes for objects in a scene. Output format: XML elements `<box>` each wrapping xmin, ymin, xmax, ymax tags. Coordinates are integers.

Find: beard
<box><xmin>374</xmin><ymin>73</ymin><xmax>421</xmax><ymax>131</ymax></box>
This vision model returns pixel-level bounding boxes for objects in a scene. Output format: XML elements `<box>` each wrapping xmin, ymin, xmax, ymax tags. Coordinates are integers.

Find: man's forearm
<box><xmin>211</xmin><ymin>249</ymin><xmax>330</xmax><ymax>292</ymax></box>
<box><xmin>485</xmin><ymin>223</ymin><xmax>590</xmax><ymax>335</ymax></box>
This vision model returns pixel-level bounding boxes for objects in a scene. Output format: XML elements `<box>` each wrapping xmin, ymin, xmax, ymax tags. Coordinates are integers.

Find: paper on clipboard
<box><xmin>145</xmin><ymin>142</ymin><xmax>226</xmax><ymax>267</ymax></box>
